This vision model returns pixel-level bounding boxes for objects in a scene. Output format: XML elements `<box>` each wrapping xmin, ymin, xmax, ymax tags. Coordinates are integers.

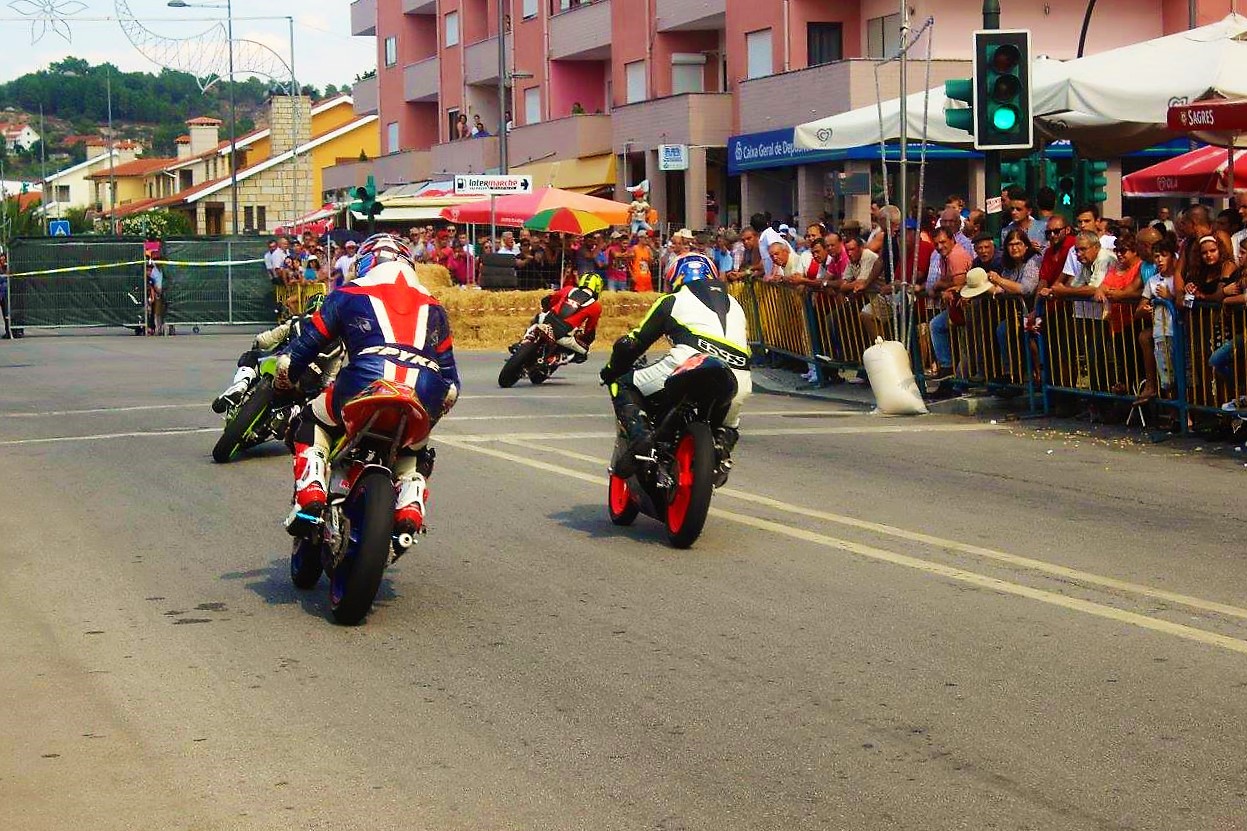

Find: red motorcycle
<box><xmin>498</xmin><ymin>314</ymin><xmax>580</xmax><ymax>388</ymax></box>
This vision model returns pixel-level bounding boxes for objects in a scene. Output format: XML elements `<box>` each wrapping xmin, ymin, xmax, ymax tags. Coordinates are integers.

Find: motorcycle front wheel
<box><xmin>607</xmin><ymin>472</ymin><xmax>639</xmax><ymax>526</ymax></box>
<box><xmin>212</xmin><ymin>379</ymin><xmax>273</xmax><ymax>463</ymax></box>
<box><xmin>329</xmin><ymin>470</ymin><xmax>394</xmax><ymax>625</ymax></box>
<box><xmin>664</xmin><ymin>422</ymin><xmax>716</xmax><ymax>549</ymax></box>
<box><xmin>290</xmin><ymin>536</ymin><xmax>324</xmax><ymax>589</ymax></box>
<box><xmin>498</xmin><ymin>342</ymin><xmax>538</xmax><ymax>388</ymax></box>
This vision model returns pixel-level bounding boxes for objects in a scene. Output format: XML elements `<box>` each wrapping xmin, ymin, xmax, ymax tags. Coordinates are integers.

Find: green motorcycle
<box><xmin>212</xmin><ymin>354</ymin><xmax>301</xmax><ymax>463</ymax></box>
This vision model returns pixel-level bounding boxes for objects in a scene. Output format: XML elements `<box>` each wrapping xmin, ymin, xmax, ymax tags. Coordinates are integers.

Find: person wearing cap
<box><xmin>601</xmin><ymin>231</ymin><xmax>630</xmax><ymax>291</ymax></box>
<box><xmin>333</xmin><ymin>240</ymin><xmax>357</xmax><ymax>290</ymax></box>
<box><xmin>303</xmin><ymin>253</ymin><xmax>328</xmax><ymax>285</ymax></box>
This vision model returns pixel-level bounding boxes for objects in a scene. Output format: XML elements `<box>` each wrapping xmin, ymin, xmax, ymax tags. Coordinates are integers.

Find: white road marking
<box><xmin>443</xmin><ymin>438</ymin><xmax>1247</xmax><ymax>656</ymax></box>
<box><xmin>0</xmin><ymin>403</ymin><xmax>205</xmax><ymax>418</ymax></box>
<box><xmin>508</xmin><ymin>439</ymin><xmax>1247</xmax><ymax>623</ymax></box>
<box><xmin>0</xmin><ymin>427</ymin><xmax>218</xmax><ymax>447</ymax></box>
<box><xmin>442</xmin><ymin>423</ymin><xmax>1004</xmax><ymax>442</ymax></box>
<box><xmin>445</xmin><ymin>409</ymin><xmax>861</xmax><ymax>422</ymax></box>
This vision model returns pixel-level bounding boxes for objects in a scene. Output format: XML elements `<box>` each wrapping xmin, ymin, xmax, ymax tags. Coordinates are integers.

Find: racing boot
<box><xmin>393</xmin><ymin>473</ymin><xmax>428</xmax><ymax>541</ymax></box>
<box><xmin>212</xmin><ymin>365</ymin><xmax>256</xmax><ymax>413</ymax></box>
<box><xmin>285</xmin><ymin>443</ymin><xmax>327</xmax><ymax>537</ymax></box>
<box><xmin>713</xmin><ymin>426</ymin><xmax>740</xmax><ymax>486</ymax></box>
<box><xmin>612</xmin><ymin>396</ymin><xmax>653</xmax><ymax>478</ymax></box>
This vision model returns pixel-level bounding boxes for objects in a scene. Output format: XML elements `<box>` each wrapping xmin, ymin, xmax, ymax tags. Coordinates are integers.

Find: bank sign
<box><xmin>728</xmin><ymin>129</ymin><xmax>825</xmax><ymax>174</ymax></box>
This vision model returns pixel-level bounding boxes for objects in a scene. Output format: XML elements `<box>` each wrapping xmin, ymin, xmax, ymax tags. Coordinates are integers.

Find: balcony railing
<box><xmin>655</xmin><ymin>0</ymin><xmax>725</xmax><ymax>32</ymax></box>
<box><xmin>508</xmin><ymin>114</ymin><xmax>612</xmax><ymax>166</ymax></box>
<box><xmin>404</xmin><ymin>56</ymin><xmax>440</xmax><ymax>103</ymax></box>
<box><xmin>402</xmin><ymin>0</ymin><xmax>435</xmax><ymax>13</ymax></box>
<box><xmin>431</xmin><ymin>136</ymin><xmax>500</xmax><ymax>175</ymax></box>
<box><xmin>736</xmin><ymin>58</ymin><xmax>970</xmax><ymax>135</ymax></box>
<box><xmin>610</xmin><ymin>93</ymin><xmax>733</xmax><ymax>153</ymax></box>
<box><xmin>549</xmin><ymin>0</ymin><xmax>611</xmax><ymax>60</ymax></box>
<box><xmin>351</xmin><ymin>75</ymin><xmax>378</xmax><ymax>116</ymax></box>
<box><xmin>349</xmin><ymin>0</ymin><xmax>376</xmax><ymax>37</ymax></box>
<box><xmin>464</xmin><ymin>32</ymin><xmax>515</xmax><ymax>86</ymax></box>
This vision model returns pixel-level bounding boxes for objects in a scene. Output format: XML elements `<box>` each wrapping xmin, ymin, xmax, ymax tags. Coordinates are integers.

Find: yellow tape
<box><xmin>7</xmin><ymin>258</ymin><xmax>266</xmax><ymax>279</ymax></box>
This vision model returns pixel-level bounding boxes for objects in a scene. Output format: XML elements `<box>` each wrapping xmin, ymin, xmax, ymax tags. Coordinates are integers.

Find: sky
<box><xmin>4</xmin><ymin>0</ymin><xmax>376</xmax><ymax>90</ymax></box>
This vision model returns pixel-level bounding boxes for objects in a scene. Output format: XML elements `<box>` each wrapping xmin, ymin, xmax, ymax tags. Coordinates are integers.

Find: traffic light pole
<box><xmin>983</xmin><ymin>0</ymin><xmax>1002</xmax><ymax>237</ymax></box>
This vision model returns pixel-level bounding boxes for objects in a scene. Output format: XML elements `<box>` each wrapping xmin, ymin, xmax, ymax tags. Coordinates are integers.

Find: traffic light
<box><xmin>972</xmin><ymin>29</ymin><xmax>1033</xmax><ymax>151</ymax></box>
<box><xmin>944</xmin><ymin>78</ymin><xmax>974</xmax><ymax>136</ymax></box>
<box><xmin>1000</xmin><ymin>160</ymin><xmax>1031</xmax><ymax>193</ymax></box>
<box><xmin>1057</xmin><ymin>174</ymin><xmax>1076</xmax><ymax>209</ymax></box>
<box><xmin>350</xmin><ymin>174</ymin><xmax>383</xmax><ymax>231</ymax></box>
<box><xmin>1079</xmin><ymin>159</ymin><xmax>1109</xmax><ymax>205</ymax></box>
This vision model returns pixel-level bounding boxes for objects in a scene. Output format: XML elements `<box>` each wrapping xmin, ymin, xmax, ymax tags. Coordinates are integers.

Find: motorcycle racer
<box><xmin>279</xmin><ymin>233</ymin><xmax>460</xmax><ymax>539</ymax></box>
<box><xmin>599</xmin><ymin>252</ymin><xmax>751</xmax><ymax>475</ymax></box>
<box><xmin>211</xmin><ymin>293</ymin><xmax>343</xmax><ymax>414</ymax></box>
<box><xmin>512</xmin><ymin>272</ymin><xmax>604</xmax><ymax>362</ymax></box>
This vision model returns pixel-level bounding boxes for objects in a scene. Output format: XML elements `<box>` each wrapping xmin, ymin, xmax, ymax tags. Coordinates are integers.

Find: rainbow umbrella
<box><xmin>522</xmin><ymin>207</ymin><xmax>612</xmax><ymax>235</ymax></box>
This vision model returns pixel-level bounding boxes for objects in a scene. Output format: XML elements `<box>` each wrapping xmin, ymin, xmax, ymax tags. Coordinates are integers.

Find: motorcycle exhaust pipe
<box><xmin>394</xmin><ymin>532</ymin><xmax>415</xmax><ymax>550</ymax></box>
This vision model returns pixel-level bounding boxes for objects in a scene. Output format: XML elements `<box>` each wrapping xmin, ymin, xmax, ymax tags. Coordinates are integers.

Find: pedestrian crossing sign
<box><xmin>49</xmin><ymin>220</ymin><xmax>71</xmax><ymax>237</ymax></box>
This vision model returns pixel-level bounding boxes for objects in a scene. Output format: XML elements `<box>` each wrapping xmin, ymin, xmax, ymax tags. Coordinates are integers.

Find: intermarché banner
<box><xmin>7</xmin><ymin>236</ymin><xmax>273</xmax><ymax>327</ymax></box>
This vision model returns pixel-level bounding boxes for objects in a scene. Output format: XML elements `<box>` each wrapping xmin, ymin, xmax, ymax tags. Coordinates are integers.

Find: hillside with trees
<box><xmin>0</xmin><ymin>57</ymin><xmax>353</xmax><ymax>178</ymax></box>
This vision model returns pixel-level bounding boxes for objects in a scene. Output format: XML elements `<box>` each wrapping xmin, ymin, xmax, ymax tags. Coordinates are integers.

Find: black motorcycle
<box><xmin>607</xmin><ymin>354</ymin><xmax>738</xmax><ymax>549</ymax></box>
<box><xmin>498</xmin><ymin>314</ymin><xmax>578</xmax><ymax>388</ymax></box>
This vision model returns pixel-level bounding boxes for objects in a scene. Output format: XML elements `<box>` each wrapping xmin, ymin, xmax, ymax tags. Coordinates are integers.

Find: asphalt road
<box><xmin>2</xmin><ymin>333</ymin><xmax>1247</xmax><ymax>830</ymax></box>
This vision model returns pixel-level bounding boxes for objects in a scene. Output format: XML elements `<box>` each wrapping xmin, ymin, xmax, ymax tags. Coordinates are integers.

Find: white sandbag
<box><xmin>863</xmin><ymin>338</ymin><xmax>928</xmax><ymax>415</ymax></box>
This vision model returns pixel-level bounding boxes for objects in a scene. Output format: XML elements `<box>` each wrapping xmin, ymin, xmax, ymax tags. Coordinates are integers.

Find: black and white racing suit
<box><xmin>600</xmin><ymin>279</ymin><xmax>751</xmax><ymax>463</ymax></box>
<box><xmin>216</xmin><ymin>315</ymin><xmax>344</xmax><ymax>407</ymax></box>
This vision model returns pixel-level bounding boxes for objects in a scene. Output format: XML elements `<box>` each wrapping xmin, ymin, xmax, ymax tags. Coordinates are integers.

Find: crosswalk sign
<box><xmin>49</xmin><ymin>220</ymin><xmax>71</xmax><ymax>237</ymax></box>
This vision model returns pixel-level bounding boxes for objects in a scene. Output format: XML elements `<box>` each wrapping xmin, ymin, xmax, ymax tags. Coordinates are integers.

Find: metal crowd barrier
<box><xmin>1183</xmin><ymin>300</ymin><xmax>1247</xmax><ymax>420</ymax></box>
<box><xmin>274</xmin><ymin>281</ymin><xmax>328</xmax><ymax>321</ymax></box>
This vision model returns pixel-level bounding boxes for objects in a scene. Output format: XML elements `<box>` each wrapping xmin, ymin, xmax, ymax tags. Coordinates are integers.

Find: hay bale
<box><xmin>432</xmin><ymin>287</ymin><xmax>660</xmax><ymax>349</ymax></box>
<box><xmin>416</xmin><ymin>263</ymin><xmax>454</xmax><ymax>290</ymax></box>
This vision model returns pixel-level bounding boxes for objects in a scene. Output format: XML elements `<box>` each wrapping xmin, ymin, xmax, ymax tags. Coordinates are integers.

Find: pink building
<box><xmin>328</xmin><ymin>0</ymin><xmax>1226</xmax><ymax>228</ymax></box>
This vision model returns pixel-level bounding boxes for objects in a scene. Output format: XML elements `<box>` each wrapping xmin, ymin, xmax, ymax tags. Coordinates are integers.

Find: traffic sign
<box><xmin>453</xmin><ymin>174</ymin><xmax>533</xmax><ymax>196</ymax></box>
<box><xmin>49</xmin><ymin>220</ymin><xmax>71</xmax><ymax>237</ymax></box>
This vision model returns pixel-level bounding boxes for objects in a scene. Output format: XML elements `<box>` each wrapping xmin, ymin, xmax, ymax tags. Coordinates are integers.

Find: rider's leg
<box><xmin>609</xmin><ymin>381</ymin><xmax>654</xmax><ymax>476</ymax></box>
<box><xmin>213</xmin><ymin>349</ymin><xmax>262</xmax><ymax>412</ymax></box>
<box><xmin>285</xmin><ymin>388</ymin><xmax>336</xmax><ymax>536</ymax></box>
<box><xmin>393</xmin><ymin>445</ymin><xmax>435</xmax><ymax>535</ymax></box>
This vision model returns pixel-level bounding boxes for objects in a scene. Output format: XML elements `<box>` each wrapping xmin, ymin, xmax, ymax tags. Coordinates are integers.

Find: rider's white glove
<box><xmin>443</xmin><ymin>383</ymin><xmax>459</xmax><ymax>414</ymax></box>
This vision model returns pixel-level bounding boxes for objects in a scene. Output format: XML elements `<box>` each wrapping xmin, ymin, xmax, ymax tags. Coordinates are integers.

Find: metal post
<box><xmin>497</xmin><ymin>0</ymin><xmax>508</xmax><ymax>176</ymax></box>
<box><xmin>106</xmin><ymin>72</ymin><xmax>116</xmax><ymax>232</ymax></box>
<box><xmin>289</xmin><ymin>16</ymin><xmax>299</xmax><ymax>232</ymax></box>
<box><xmin>227</xmin><ymin>238</ymin><xmax>234</xmax><ymax>323</ymax></box>
<box><xmin>490</xmin><ymin>194</ymin><xmax>497</xmax><ymax>250</ymax></box>
<box><xmin>226</xmin><ymin>0</ymin><xmax>240</xmax><ymax>236</ymax></box>
<box><xmin>983</xmin><ymin>0</ymin><xmax>1002</xmax><ymax>238</ymax></box>
<box><xmin>897</xmin><ymin>0</ymin><xmax>909</xmax><ymax>282</ymax></box>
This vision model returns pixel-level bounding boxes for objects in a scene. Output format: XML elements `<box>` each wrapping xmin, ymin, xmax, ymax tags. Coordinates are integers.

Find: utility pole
<box><xmin>226</xmin><ymin>0</ymin><xmax>239</xmax><ymax>236</ymax></box>
<box><xmin>497</xmin><ymin>0</ymin><xmax>508</xmax><ymax>176</ymax></box>
<box><xmin>983</xmin><ymin>0</ymin><xmax>1002</xmax><ymax>237</ymax></box>
<box><xmin>897</xmin><ymin>0</ymin><xmax>909</xmax><ymax>278</ymax></box>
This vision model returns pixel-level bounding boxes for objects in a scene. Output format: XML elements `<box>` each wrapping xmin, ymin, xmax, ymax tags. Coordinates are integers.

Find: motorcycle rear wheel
<box><xmin>290</xmin><ymin>537</ymin><xmax>324</xmax><ymax>589</ymax></box>
<box><xmin>499</xmin><ymin>342</ymin><xmax>538</xmax><ymax>388</ymax></box>
<box><xmin>664</xmin><ymin>422</ymin><xmax>716</xmax><ymax>549</ymax></box>
<box><xmin>607</xmin><ymin>473</ymin><xmax>639</xmax><ymax>526</ymax></box>
<box><xmin>212</xmin><ymin>379</ymin><xmax>273</xmax><ymax>463</ymax></box>
<box><xmin>329</xmin><ymin>470</ymin><xmax>394</xmax><ymax>625</ymax></box>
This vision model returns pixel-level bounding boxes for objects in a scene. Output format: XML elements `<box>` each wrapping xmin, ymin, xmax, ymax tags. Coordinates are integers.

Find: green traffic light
<box><xmin>991</xmin><ymin>106</ymin><xmax>1019</xmax><ymax>132</ymax></box>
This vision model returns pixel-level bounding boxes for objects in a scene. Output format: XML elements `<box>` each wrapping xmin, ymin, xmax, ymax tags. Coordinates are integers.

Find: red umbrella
<box><xmin>1122</xmin><ymin>145</ymin><xmax>1247</xmax><ymax>197</ymax></box>
<box><xmin>439</xmin><ymin>186</ymin><xmax>630</xmax><ymax>227</ymax></box>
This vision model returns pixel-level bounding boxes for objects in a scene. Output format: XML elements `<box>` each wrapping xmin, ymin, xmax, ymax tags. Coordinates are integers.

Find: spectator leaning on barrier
<box><xmin>1002</xmin><ymin>192</ymin><xmax>1048</xmax><ymax>250</ymax></box>
<box><xmin>1136</xmin><ymin>234</ymin><xmax>1179</xmax><ymax>405</ymax></box>
<box><xmin>1097</xmin><ymin>232</ymin><xmax>1146</xmax><ymax>393</ymax></box>
<box><xmin>1051</xmin><ymin>231</ymin><xmax>1117</xmax><ymax>390</ymax></box>
<box><xmin>972</xmin><ymin>233</ymin><xmax>1004</xmax><ymax>274</ymax></box>
<box><xmin>753</xmin><ymin>213</ymin><xmax>790</xmax><ymax>278</ymax></box>
<box><xmin>928</xmin><ymin>226</ymin><xmax>973</xmax><ymax>382</ymax></box>
<box><xmin>823</xmin><ymin>232</ymin><xmax>850</xmax><ymax>282</ymax></box>
<box><xmin>1213</xmin><ymin>250</ymin><xmax>1247</xmax><ymax>408</ymax></box>
<box><xmin>939</xmin><ymin>207</ymin><xmax>974</xmax><ymax>257</ymax></box>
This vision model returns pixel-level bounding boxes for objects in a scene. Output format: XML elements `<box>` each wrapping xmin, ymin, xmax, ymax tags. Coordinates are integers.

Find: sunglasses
<box><xmin>1046</xmin><ymin>228</ymin><xmax>1067</xmax><ymax>236</ymax></box>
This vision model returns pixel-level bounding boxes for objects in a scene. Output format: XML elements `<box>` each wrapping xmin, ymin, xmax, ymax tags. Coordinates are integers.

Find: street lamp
<box><xmin>169</xmin><ymin>0</ymin><xmax>238</xmax><ymax>235</ymax></box>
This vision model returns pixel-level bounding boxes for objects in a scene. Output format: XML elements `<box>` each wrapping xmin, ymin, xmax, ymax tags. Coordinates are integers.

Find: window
<box><xmin>625</xmin><ymin>60</ymin><xmax>646</xmax><ymax>104</ymax></box>
<box><xmin>671</xmin><ymin>53</ymin><xmax>705</xmax><ymax>95</ymax></box>
<box><xmin>445</xmin><ymin>11</ymin><xmax>459</xmax><ymax>46</ymax></box>
<box><xmin>867</xmin><ymin>13</ymin><xmax>901</xmax><ymax>59</ymax></box>
<box><xmin>55</xmin><ymin>185</ymin><xmax>70</xmax><ymax>202</ymax></box>
<box><xmin>807</xmin><ymin>22</ymin><xmax>843</xmax><ymax>67</ymax></box>
<box><xmin>256</xmin><ymin>206</ymin><xmax>267</xmax><ymax>230</ymax></box>
<box><xmin>524</xmin><ymin>87</ymin><xmax>541</xmax><ymax>125</ymax></box>
<box><xmin>244</xmin><ymin>205</ymin><xmax>254</xmax><ymax>231</ymax></box>
<box><xmin>522</xmin><ymin>0</ymin><xmax>537</xmax><ymax>18</ymax></box>
<box><xmin>386</xmin><ymin>121</ymin><xmax>399</xmax><ymax>153</ymax></box>
<box><xmin>746</xmin><ymin>29</ymin><xmax>773</xmax><ymax>80</ymax></box>
<box><xmin>447</xmin><ymin>108</ymin><xmax>460</xmax><ymax>138</ymax></box>
<box><xmin>179</xmin><ymin>169</ymin><xmax>193</xmax><ymax>191</ymax></box>
<box><xmin>384</xmin><ymin>36</ymin><xmax>397</xmax><ymax>67</ymax></box>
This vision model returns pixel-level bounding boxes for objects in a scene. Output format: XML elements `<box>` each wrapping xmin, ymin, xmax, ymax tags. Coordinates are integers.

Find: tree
<box><xmin>324</xmin><ymin>84</ymin><xmax>339</xmax><ymax>97</ymax></box>
<box><xmin>120</xmin><ymin>208</ymin><xmax>193</xmax><ymax>238</ymax></box>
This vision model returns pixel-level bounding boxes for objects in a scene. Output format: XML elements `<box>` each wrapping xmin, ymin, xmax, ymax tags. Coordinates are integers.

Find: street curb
<box><xmin>751</xmin><ymin>372</ymin><xmax>1019</xmax><ymax>420</ymax></box>
<box><xmin>749</xmin><ymin>375</ymin><xmax>874</xmax><ymax>410</ymax></box>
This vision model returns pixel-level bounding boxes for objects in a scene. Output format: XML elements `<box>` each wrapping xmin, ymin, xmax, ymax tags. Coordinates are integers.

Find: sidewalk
<box><xmin>750</xmin><ymin>364</ymin><xmax>1028</xmax><ymax>419</ymax></box>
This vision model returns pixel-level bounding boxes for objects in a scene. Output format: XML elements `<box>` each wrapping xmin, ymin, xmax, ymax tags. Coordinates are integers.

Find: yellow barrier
<box><xmin>1042</xmin><ymin>297</ymin><xmax>1146</xmax><ymax>397</ymax></box>
<box><xmin>275</xmin><ymin>281</ymin><xmax>328</xmax><ymax>321</ymax></box>
<box><xmin>752</xmin><ymin>280</ymin><xmax>813</xmax><ymax>357</ymax></box>
<box><xmin>727</xmin><ymin>279</ymin><xmax>762</xmax><ymax>344</ymax></box>
<box><xmin>1185</xmin><ymin>302</ymin><xmax>1247</xmax><ymax>411</ymax></box>
<box><xmin>953</xmin><ymin>294</ymin><xmax>1031</xmax><ymax>385</ymax></box>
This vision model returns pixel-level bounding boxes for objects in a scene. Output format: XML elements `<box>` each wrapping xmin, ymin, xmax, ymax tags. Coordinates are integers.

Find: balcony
<box><xmin>404</xmin><ymin>56</ymin><xmax>440</xmax><ymax>103</ymax></box>
<box><xmin>464</xmin><ymin>33</ymin><xmax>515</xmax><ymax>86</ymax></box>
<box><xmin>402</xmin><ymin>0</ymin><xmax>435</xmax><ymax>13</ymax></box>
<box><xmin>431</xmin><ymin>136</ymin><xmax>500</xmax><ymax>175</ymax></box>
<box><xmin>350</xmin><ymin>0</ymin><xmax>376</xmax><ymax>37</ymax></box>
<box><xmin>508</xmin><ymin>114</ymin><xmax>612</xmax><ymax>166</ymax></box>
<box><xmin>610</xmin><ymin>93</ymin><xmax>733</xmax><ymax>152</ymax></box>
<box><xmin>655</xmin><ymin>0</ymin><xmax>724</xmax><ymax>32</ymax></box>
<box><xmin>549</xmin><ymin>0</ymin><xmax>611</xmax><ymax>60</ymax></box>
<box><xmin>737</xmin><ymin>58</ymin><xmax>970</xmax><ymax>135</ymax></box>
<box><xmin>321</xmin><ymin>149</ymin><xmax>433</xmax><ymax>195</ymax></box>
<box><xmin>351</xmin><ymin>75</ymin><xmax>378</xmax><ymax>116</ymax></box>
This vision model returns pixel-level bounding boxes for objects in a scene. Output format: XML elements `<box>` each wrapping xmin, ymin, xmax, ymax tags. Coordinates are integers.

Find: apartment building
<box><xmin>333</xmin><ymin>0</ymin><xmax>1230</xmax><ymax>229</ymax></box>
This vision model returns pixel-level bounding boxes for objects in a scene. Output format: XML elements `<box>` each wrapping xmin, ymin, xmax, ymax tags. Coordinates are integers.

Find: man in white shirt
<box><xmin>333</xmin><ymin>239</ymin><xmax>357</xmax><ymax>286</ymax></box>
<box><xmin>751</xmin><ymin>213</ymin><xmax>791</xmax><ymax>279</ymax></box>
<box><xmin>265</xmin><ymin>237</ymin><xmax>288</xmax><ymax>278</ymax></box>
<box><xmin>496</xmin><ymin>230</ymin><xmax>520</xmax><ymax>255</ymax></box>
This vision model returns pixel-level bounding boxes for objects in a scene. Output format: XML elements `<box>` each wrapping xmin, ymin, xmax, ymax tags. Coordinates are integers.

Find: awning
<box><xmin>512</xmin><ymin>154</ymin><xmax>616</xmax><ymax>192</ymax></box>
<box><xmin>352</xmin><ymin>204</ymin><xmax>459</xmax><ymax>223</ymax></box>
<box><xmin>1122</xmin><ymin>145</ymin><xmax>1247</xmax><ymax>197</ymax></box>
